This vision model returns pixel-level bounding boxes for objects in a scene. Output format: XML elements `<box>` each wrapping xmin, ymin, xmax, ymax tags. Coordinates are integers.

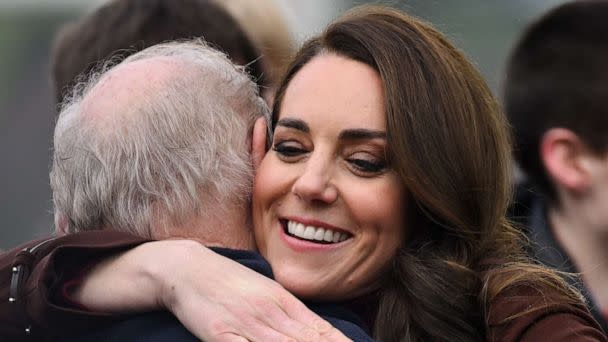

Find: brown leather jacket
<box><xmin>0</xmin><ymin>231</ymin><xmax>606</xmax><ymax>341</ymax></box>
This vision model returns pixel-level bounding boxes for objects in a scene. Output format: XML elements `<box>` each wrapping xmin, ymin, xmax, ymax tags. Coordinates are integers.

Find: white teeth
<box><xmin>313</xmin><ymin>228</ymin><xmax>325</xmax><ymax>241</ymax></box>
<box><xmin>285</xmin><ymin>220</ymin><xmax>350</xmax><ymax>244</ymax></box>
<box><xmin>332</xmin><ymin>232</ymin><xmax>340</xmax><ymax>243</ymax></box>
<box><xmin>303</xmin><ymin>226</ymin><xmax>315</xmax><ymax>239</ymax></box>
<box><xmin>295</xmin><ymin>223</ymin><xmax>305</xmax><ymax>237</ymax></box>
<box><xmin>323</xmin><ymin>230</ymin><xmax>333</xmax><ymax>242</ymax></box>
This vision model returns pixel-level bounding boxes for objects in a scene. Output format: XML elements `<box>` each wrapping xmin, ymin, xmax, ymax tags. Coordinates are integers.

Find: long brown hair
<box><xmin>272</xmin><ymin>5</ymin><xmax>582</xmax><ymax>342</ymax></box>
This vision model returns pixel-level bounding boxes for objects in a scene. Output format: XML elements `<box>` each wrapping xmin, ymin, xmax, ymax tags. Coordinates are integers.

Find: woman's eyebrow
<box><xmin>339</xmin><ymin>128</ymin><xmax>386</xmax><ymax>140</ymax></box>
<box><xmin>276</xmin><ymin>118</ymin><xmax>309</xmax><ymax>132</ymax></box>
<box><xmin>275</xmin><ymin>119</ymin><xmax>385</xmax><ymax>140</ymax></box>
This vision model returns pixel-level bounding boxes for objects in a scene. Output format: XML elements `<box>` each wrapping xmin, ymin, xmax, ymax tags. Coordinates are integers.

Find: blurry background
<box><xmin>0</xmin><ymin>0</ymin><xmax>567</xmax><ymax>250</ymax></box>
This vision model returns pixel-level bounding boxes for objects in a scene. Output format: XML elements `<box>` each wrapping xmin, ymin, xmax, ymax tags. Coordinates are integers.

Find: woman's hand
<box><xmin>74</xmin><ymin>240</ymin><xmax>352</xmax><ymax>341</ymax></box>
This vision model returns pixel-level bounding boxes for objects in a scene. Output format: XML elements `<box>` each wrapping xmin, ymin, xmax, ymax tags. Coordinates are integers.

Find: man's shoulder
<box><xmin>65</xmin><ymin>311</ymin><xmax>198</xmax><ymax>342</ymax></box>
<box><xmin>209</xmin><ymin>247</ymin><xmax>273</xmax><ymax>278</ymax></box>
<box><xmin>204</xmin><ymin>248</ymin><xmax>375</xmax><ymax>341</ymax></box>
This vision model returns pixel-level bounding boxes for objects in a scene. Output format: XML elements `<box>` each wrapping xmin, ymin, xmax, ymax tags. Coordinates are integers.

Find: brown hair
<box><xmin>51</xmin><ymin>0</ymin><xmax>266</xmax><ymax>105</ymax></box>
<box><xmin>272</xmin><ymin>5</ymin><xmax>582</xmax><ymax>341</ymax></box>
<box><xmin>215</xmin><ymin>0</ymin><xmax>295</xmax><ymax>86</ymax></box>
<box><xmin>504</xmin><ymin>0</ymin><xmax>608</xmax><ymax>201</ymax></box>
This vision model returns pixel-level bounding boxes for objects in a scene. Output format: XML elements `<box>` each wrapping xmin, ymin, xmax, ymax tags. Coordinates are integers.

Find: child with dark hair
<box><xmin>505</xmin><ymin>0</ymin><xmax>608</xmax><ymax>331</ymax></box>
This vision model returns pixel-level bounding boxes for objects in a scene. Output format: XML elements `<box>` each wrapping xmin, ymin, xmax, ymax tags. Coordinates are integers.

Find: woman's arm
<box><xmin>74</xmin><ymin>239</ymin><xmax>351</xmax><ymax>341</ymax></box>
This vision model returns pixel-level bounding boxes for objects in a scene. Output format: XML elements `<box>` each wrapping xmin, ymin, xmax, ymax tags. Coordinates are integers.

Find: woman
<box><xmin>6</xmin><ymin>5</ymin><xmax>606</xmax><ymax>341</ymax></box>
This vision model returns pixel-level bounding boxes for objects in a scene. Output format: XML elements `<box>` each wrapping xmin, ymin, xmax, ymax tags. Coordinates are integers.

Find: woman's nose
<box><xmin>291</xmin><ymin>158</ymin><xmax>338</xmax><ymax>204</ymax></box>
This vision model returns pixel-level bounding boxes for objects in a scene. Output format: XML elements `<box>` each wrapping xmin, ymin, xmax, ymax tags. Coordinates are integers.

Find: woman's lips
<box><xmin>285</xmin><ymin>220</ymin><xmax>349</xmax><ymax>243</ymax></box>
<box><xmin>278</xmin><ymin>218</ymin><xmax>353</xmax><ymax>250</ymax></box>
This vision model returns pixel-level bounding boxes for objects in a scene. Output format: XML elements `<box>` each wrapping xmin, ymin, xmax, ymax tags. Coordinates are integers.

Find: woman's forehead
<box><xmin>277</xmin><ymin>54</ymin><xmax>386</xmax><ymax>131</ymax></box>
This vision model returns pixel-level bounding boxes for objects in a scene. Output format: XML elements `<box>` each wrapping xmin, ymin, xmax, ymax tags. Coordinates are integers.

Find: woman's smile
<box><xmin>282</xmin><ymin>218</ymin><xmax>353</xmax><ymax>244</ymax></box>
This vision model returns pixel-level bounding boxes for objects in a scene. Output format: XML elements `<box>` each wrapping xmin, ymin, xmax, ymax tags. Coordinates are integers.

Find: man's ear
<box><xmin>540</xmin><ymin>128</ymin><xmax>592</xmax><ymax>193</ymax></box>
<box><xmin>251</xmin><ymin>117</ymin><xmax>268</xmax><ymax>170</ymax></box>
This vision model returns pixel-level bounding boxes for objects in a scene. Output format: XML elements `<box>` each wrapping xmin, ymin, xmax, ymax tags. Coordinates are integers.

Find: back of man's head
<box><xmin>51</xmin><ymin>0</ymin><xmax>266</xmax><ymax>105</ymax></box>
<box><xmin>51</xmin><ymin>39</ymin><xmax>269</xmax><ymax>238</ymax></box>
<box><xmin>504</xmin><ymin>0</ymin><xmax>608</xmax><ymax>201</ymax></box>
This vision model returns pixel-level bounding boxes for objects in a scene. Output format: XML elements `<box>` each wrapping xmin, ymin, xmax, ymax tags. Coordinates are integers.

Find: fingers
<box><xmin>240</xmin><ymin>319</ymin><xmax>298</xmax><ymax>342</ymax></box>
<box><xmin>178</xmin><ymin>303</ymin><xmax>296</xmax><ymax>342</ymax></box>
<box><xmin>319</xmin><ymin>327</ymin><xmax>352</xmax><ymax>342</ymax></box>
<box><xmin>216</xmin><ymin>333</ymin><xmax>249</xmax><ymax>342</ymax></box>
<box><xmin>251</xmin><ymin>298</ymin><xmax>320</xmax><ymax>341</ymax></box>
<box><xmin>155</xmin><ymin>244</ymin><xmax>350</xmax><ymax>342</ymax></box>
<box><xmin>275</xmin><ymin>291</ymin><xmax>335</xmax><ymax>335</ymax></box>
<box><xmin>253</xmin><ymin>290</ymin><xmax>351</xmax><ymax>342</ymax></box>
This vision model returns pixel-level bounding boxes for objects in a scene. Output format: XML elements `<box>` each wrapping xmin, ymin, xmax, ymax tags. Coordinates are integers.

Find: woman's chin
<box><xmin>272</xmin><ymin>267</ymin><xmax>361</xmax><ymax>302</ymax></box>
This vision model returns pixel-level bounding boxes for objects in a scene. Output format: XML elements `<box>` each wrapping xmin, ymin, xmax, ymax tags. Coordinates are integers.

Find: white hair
<box><xmin>51</xmin><ymin>39</ymin><xmax>270</xmax><ymax>237</ymax></box>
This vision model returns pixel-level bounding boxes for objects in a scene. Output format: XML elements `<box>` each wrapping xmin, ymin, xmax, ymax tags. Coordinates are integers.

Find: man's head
<box><xmin>51</xmin><ymin>0</ymin><xmax>266</xmax><ymax>105</ymax></box>
<box><xmin>505</xmin><ymin>0</ymin><xmax>608</xmax><ymax>206</ymax></box>
<box><xmin>51</xmin><ymin>40</ymin><xmax>269</xmax><ymax>248</ymax></box>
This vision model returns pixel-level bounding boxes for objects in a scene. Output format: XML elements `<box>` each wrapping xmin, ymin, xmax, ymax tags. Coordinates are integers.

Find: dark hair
<box><xmin>273</xmin><ymin>5</ymin><xmax>582</xmax><ymax>341</ymax></box>
<box><xmin>51</xmin><ymin>0</ymin><xmax>266</xmax><ymax>105</ymax></box>
<box><xmin>504</xmin><ymin>0</ymin><xmax>608</xmax><ymax>201</ymax></box>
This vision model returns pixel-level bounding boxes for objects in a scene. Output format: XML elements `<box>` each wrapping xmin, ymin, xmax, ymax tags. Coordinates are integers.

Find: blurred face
<box><xmin>252</xmin><ymin>54</ymin><xmax>406</xmax><ymax>300</ymax></box>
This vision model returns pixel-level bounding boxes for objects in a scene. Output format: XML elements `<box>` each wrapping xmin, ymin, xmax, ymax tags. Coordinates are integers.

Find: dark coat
<box><xmin>0</xmin><ymin>232</ymin><xmax>374</xmax><ymax>341</ymax></box>
<box><xmin>0</xmin><ymin>230</ymin><xmax>606</xmax><ymax>341</ymax></box>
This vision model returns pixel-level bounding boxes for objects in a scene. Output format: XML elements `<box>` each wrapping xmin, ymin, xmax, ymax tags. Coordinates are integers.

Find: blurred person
<box><xmin>51</xmin><ymin>0</ymin><xmax>268</xmax><ymax>106</ymax></box>
<box><xmin>2</xmin><ymin>5</ymin><xmax>606</xmax><ymax>342</ymax></box>
<box><xmin>215</xmin><ymin>0</ymin><xmax>295</xmax><ymax>102</ymax></box>
<box><xmin>0</xmin><ymin>39</ymin><xmax>362</xmax><ymax>341</ymax></box>
<box><xmin>505</xmin><ymin>0</ymin><xmax>608</xmax><ymax>332</ymax></box>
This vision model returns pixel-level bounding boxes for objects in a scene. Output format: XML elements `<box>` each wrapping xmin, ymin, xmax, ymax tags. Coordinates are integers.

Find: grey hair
<box><xmin>51</xmin><ymin>39</ymin><xmax>270</xmax><ymax>237</ymax></box>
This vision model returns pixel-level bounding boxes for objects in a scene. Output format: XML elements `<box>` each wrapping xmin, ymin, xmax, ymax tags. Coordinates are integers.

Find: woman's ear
<box><xmin>251</xmin><ymin>117</ymin><xmax>268</xmax><ymax>170</ymax></box>
<box><xmin>540</xmin><ymin>128</ymin><xmax>592</xmax><ymax>193</ymax></box>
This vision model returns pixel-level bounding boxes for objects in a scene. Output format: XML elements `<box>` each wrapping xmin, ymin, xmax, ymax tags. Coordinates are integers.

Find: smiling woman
<box><xmin>243</xmin><ymin>5</ymin><xmax>602</xmax><ymax>340</ymax></box>
<box><xmin>253</xmin><ymin>54</ymin><xmax>406</xmax><ymax>301</ymax></box>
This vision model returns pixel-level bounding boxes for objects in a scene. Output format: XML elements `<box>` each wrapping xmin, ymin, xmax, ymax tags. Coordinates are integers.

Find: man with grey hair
<box><xmin>52</xmin><ymin>39</ymin><xmax>263</xmax><ymax>252</ymax></box>
<box><xmin>22</xmin><ymin>39</ymin><xmax>368</xmax><ymax>341</ymax></box>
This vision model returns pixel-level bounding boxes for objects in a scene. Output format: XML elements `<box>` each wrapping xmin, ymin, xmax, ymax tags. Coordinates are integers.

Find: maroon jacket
<box><xmin>0</xmin><ymin>231</ymin><xmax>606</xmax><ymax>341</ymax></box>
<box><xmin>0</xmin><ymin>231</ymin><xmax>151</xmax><ymax>340</ymax></box>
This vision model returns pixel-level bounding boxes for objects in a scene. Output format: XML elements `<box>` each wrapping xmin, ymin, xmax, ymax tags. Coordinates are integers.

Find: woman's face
<box><xmin>252</xmin><ymin>54</ymin><xmax>407</xmax><ymax>300</ymax></box>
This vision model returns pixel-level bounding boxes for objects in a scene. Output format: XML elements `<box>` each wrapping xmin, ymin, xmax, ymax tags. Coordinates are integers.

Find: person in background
<box><xmin>215</xmin><ymin>0</ymin><xmax>295</xmax><ymax>102</ymax></box>
<box><xmin>505</xmin><ymin>0</ymin><xmax>608</xmax><ymax>332</ymax></box>
<box><xmin>50</xmin><ymin>0</ymin><xmax>268</xmax><ymax>107</ymax></box>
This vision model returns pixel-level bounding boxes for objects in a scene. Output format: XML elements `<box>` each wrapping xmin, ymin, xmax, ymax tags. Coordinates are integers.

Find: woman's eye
<box><xmin>272</xmin><ymin>141</ymin><xmax>306</xmax><ymax>157</ymax></box>
<box><xmin>347</xmin><ymin>157</ymin><xmax>386</xmax><ymax>174</ymax></box>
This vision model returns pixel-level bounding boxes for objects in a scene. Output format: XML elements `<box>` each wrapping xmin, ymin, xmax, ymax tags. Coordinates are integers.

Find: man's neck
<box><xmin>548</xmin><ymin>204</ymin><xmax>608</xmax><ymax>310</ymax></box>
<box><xmin>153</xmin><ymin>205</ymin><xmax>256</xmax><ymax>251</ymax></box>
